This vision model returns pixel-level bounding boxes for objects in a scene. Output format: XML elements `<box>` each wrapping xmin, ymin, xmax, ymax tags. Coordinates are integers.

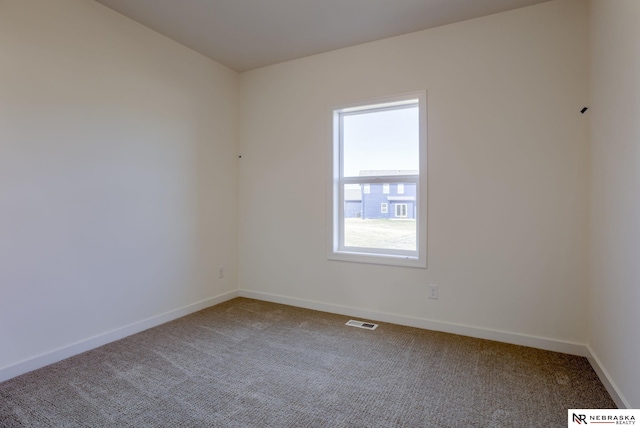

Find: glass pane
<box><xmin>343</xmin><ymin>183</ymin><xmax>416</xmax><ymax>251</ymax></box>
<box><xmin>342</xmin><ymin>105</ymin><xmax>419</xmax><ymax>178</ymax></box>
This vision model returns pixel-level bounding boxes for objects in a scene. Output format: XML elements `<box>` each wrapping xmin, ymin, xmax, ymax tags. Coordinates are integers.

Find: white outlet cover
<box><xmin>428</xmin><ymin>285</ymin><xmax>438</xmax><ymax>299</ymax></box>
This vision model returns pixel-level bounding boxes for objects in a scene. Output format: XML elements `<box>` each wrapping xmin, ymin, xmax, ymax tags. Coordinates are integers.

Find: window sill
<box><xmin>328</xmin><ymin>250</ymin><xmax>426</xmax><ymax>268</ymax></box>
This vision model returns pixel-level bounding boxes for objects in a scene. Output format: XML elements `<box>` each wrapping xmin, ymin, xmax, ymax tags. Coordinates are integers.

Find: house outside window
<box><xmin>328</xmin><ymin>91</ymin><xmax>427</xmax><ymax>268</ymax></box>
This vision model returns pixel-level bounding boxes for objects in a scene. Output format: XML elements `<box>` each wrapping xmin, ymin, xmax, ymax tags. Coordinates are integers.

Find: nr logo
<box><xmin>573</xmin><ymin>413</ymin><xmax>588</xmax><ymax>424</ymax></box>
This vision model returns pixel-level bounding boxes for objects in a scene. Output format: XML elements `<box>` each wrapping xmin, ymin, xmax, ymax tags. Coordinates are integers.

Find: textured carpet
<box><xmin>0</xmin><ymin>297</ymin><xmax>615</xmax><ymax>427</ymax></box>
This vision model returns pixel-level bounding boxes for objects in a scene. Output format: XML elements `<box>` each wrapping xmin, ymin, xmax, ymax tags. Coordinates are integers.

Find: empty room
<box><xmin>1</xmin><ymin>0</ymin><xmax>638</xmax><ymax>426</ymax></box>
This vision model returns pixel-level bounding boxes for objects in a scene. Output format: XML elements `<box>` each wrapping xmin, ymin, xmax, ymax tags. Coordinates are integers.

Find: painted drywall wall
<box><xmin>0</xmin><ymin>0</ymin><xmax>238</xmax><ymax>372</ymax></box>
<box><xmin>588</xmin><ymin>0</ymin><xmax>640</xmax><ymax>408</ymax></box>
<box><xmin>238</xmin><ymin>0</ymin><xmax>590</xmax><ymax>345</ymax></box>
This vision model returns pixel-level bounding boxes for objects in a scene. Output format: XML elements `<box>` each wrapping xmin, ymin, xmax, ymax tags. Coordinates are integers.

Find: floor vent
<box><xmin>345</xmin><ymin>320</ymin><xmax>378</xmax><ymax>330</ymax></box>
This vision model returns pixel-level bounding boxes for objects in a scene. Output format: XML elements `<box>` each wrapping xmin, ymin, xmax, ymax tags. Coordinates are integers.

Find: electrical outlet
<box><xmin>428</xmin><ymin>284</ymin><xmax>438</xmax><ymax>300</ymax></box>
<box><xmin>218</xmin><ymin>266</ymin><xmax>224</xmax><ymax>279</ymax></box>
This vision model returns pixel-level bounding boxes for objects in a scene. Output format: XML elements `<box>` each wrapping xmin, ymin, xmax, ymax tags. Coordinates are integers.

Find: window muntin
<box><xmin>329</xmin><ymin>91</ymin><xmax>427</xmax><ymax>268</ymax></box>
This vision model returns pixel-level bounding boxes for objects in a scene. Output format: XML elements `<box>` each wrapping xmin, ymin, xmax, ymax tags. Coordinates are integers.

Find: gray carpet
<box><xmin>0</xmin><ymin>298</ymin><xmax>615</xmax><ymax>427</ymax></box>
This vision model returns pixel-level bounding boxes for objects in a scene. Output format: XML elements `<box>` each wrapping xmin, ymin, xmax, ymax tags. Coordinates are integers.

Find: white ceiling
<box><xmin>94</xmin><ymin>0</ymin><xmax>552</xmax><ymax>72</ymax></box>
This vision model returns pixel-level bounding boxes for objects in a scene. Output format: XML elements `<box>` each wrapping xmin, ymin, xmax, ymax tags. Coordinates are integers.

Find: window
<box><xmin>395</xmin><ymin>204</ymin><xmax>408</xmax><ymax>218</ymax></box>
<box><xmin>329</xmin><ymin>91</ymin><xmax>427</xmax><ymax>268</ymax></box>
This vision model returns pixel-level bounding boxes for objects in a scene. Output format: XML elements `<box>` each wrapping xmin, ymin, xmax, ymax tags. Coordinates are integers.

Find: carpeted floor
<box><xmin>0</xmin><ymin>297</ymin><xmax>615</xmax><ymax>427</ymax></box>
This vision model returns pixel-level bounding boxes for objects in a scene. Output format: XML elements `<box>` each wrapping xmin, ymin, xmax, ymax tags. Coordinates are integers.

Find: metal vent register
<box><xmin>345</xmin><ymin>320</ymin><xmax>378</xmax><ymax>330</ymax></box>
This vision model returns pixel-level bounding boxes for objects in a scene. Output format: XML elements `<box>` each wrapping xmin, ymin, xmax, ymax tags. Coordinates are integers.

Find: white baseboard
<box><xmin>0</xmin><ymin>290</ymin><xmax>239</xmax><ymax>383</ymax></box>
<box><xmin>240</xmin><ymin>290</ymin><xmax>638</xmax><ymax>407</ymax></box>
<box><xmin>5</xmin><ymin>288</ymin><xmax>627</xmax><ymax>410</ymax></box>
<box><xmin>585</xmin><ymin>345</ymin><xmax>629</xmax><ymax>409</ymax></box>
<box><xmin>238</xmin><ymin>289</ymin><xmax>588</xmax><ymax>357</ymax></box>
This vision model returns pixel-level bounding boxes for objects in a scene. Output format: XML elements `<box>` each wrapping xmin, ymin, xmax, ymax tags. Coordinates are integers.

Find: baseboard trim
<box><xmin>0</xmin><ymin>290</ymin><xmax>239</xmax><ymax>383</ymax></box>
<box><xmin>238</xmin><ymin>289</ymin><xmax>588</xmax><ymax>357</ymax></box>
<box><xmin>585</xmin><ymin>345</ymin><xmax>629</xmax><ymax>408</ymax></box>
<box><xmin>6</xmin><ymin>288</ymin><xmax>625</xmax><ymax>409</ymax></box>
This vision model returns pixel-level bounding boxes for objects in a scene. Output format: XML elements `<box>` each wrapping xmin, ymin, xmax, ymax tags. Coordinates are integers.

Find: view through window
<box><xmin>330</xmin><ymin>92</ymin><xmax>426</xmax><ymax>267</ymax></box>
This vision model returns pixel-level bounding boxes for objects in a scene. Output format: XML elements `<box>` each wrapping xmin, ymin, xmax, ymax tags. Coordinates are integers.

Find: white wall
<box><xmin>239</xmin><ymin>0</ymin><xmax>590</xmax><ymax>347</ymax></box>
<box><xmin>7</xmin><ymin>0</ymin><xmax>629</xmax><ymax>401</ymax></box>
<box><xmin>0</xmin><ymin>0</ymin><xmax>238</xmax><ymax>374</ymax></box>
<box><xmin>588</xmin><ymin>0</ymin><xmax>640</xmax><ymax>409</ymax></box>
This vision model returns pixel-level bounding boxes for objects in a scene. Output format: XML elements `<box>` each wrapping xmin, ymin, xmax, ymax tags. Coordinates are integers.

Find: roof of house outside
<box><xmin>387</xmin><ymin>196</ymin><xmax>416</xmax><ymax>202</ymax></box>
<box><xmin>359</xmin><ymin>170</ymin><xmax>419</xmax><ymax>176</ymax></box>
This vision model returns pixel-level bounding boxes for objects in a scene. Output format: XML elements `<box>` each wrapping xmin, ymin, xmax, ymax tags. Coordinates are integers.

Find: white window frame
<box><xmin>382</xmin><ymin>183</ymin><xmax>390</xmax><ymax>194</ymax></box>
<box><xmin>395</xmin><ymin>203</ymin><xmax>408</xmax><ymax>218</ymax></box>
<box><xmin>363</xmin><ymin>183</ymin><xmax>370</xmax><ymax>194</ymax></box>
<box><xmin>328</xmin><ymin>91</ymin><xmax>427</xmax><ymax>268</ymax></box>
<box><xmin>397</xmin><ymin>183</ymin><xmax>404</xmax><ymax>194</ymax></box>
<box><xmin>381</xmin><ymin>203</ymin><xmax>388</xmax><ymax>214</ymax></box>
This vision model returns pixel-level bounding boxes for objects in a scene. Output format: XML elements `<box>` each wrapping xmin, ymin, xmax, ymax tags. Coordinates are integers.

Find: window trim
<box><xmin>328</xmin><ymin>91</ymin><xmax>427</xmax><ymax>268</ymax></box>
